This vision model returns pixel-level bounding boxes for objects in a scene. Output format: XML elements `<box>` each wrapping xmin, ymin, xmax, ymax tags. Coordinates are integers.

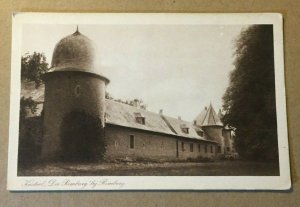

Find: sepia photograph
<box><xmin>7</xmin><ymin>13</ymin><xmax>290</xmax><ymax>190</ymax></box>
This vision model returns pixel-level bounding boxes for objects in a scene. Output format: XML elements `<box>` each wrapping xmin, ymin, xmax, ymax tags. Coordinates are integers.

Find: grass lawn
<box><xmin>18</xmin><ymin>160</ymin><xmax>279</xmax><ymax>176</ymax></box>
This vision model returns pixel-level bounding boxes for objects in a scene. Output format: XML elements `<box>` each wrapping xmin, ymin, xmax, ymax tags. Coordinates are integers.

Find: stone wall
<box><xmin>202</xmin><ymin>126</ymin><xmax>225</xmax><ymax>155</ymax></box>
<box><xmin>104</xmin><ymin>125</ymin><xmax>216</xmax><ymax>161</ymax></box>
<box><xmin>42</xmin><ymin>71</ymin><xmax>106</xmax><ymax>160</ymax></box>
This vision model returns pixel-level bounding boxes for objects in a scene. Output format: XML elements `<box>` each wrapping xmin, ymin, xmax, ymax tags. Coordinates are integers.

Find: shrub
<box><xmin>59</xmin><ymin>110</ymin><xmax>105</xmax><ymax>162</ymax></box>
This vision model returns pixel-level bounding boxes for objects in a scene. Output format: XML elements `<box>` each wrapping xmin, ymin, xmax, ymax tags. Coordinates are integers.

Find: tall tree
<box><xmin>21</xmin><ymin>52</ymin><xmax>49</xmax><ymax>88</ymax></box>
<box><xmin>19</xmin><ymin>96</ymin><xmax>38</xmax><ymax>120</ymax></box>
<box><xmin>222</xmin><ymin>25</ymin><xmax>278</xmax><ymax>161</ymax></box>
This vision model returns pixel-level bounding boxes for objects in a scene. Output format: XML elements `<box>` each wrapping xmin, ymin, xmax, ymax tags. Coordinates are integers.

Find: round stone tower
<box><xmin>222</xmin><ymin>125</ymin><xmax>234</xmax><ymax>155</ymax></box>
<box><xmin>41</xmin><ymin>28</ymin><xmax>109</xmax><ymax>160</ymax></box>
<box><xmin>194</xmin><ymin>104</ymin><xmax>225</xmax><ymax>155</ymax></box>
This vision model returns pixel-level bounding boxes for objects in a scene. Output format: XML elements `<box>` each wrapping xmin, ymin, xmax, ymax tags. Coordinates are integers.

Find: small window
<box><xmin>129</xmin><ymin>135</ymin><xmax>135</xmax><ymax>149</ymax></box>
<box><xmin>205</xmin><ymin>144</ymin><xmax>207</xmax><ymax>153</ymax></box>
<box><xmin>136</xmin><ymin>117</ymin><xmax>145</xmax><ymax>125</ymax></box>
<box><xmin>222</xmin><ymin>130</ymin><xmax>225</xmax><ymax>136</ymax></box>
<box><xmin>134</xmin><ymin>112</ymin><xmax>145</xmax><ymax>125</ymax></box>
<box><xmin>218</xmin><ymin>146</ymin><xmax>221</xmax><ymax>153</ymax></box>
<box><xmin>190</xmin><ymin>143</ymin><xmax>193</xmax><ymax>152</ymax></box>
<box><xmin>74</xmin><ymin>85</ymin><xmax>81</xmax><ymax>97</ymax></box>
<box><xmin>114</xmin><ymin>140</ymin><xmax>118</xmax><ymax>148</ymax></box>
<box><xmin>198</xmin><ymin>144</ymin><xmax>201</xmax><ymax>152</ymax></box>
<box><xmin>180</xmin><ymin>124</ymin><xmax>189</xmax><ymax>134</ymax></box>
<box><xmin>181</xmin><ymin>142</ymin><xmax>185</xmax><ymax>151</ymax></box>
<box><xmin>227</xmin><ymin>147</ymin><xmax>230</xmax><ymax>152</ymax></box>
<box><xmin>211</xmin><ymin>145</ymin><xmax>213</xmax><ymax>153</ymax></box>
<box><xmin>182</xmin><ymin>127</ymin><xmax>189</xmax><ymax>134</ymax></box>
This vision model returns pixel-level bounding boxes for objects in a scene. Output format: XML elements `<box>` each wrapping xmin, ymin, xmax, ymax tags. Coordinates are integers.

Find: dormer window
<box><xmin>182</xmin><ymin>128</ymin><xmax>189</xmax><ymax>134</ymax></box>
<box><xmin>134</xmin><ymin>112</ymin><xmax>145</xmax><ymax>125</ymax></box>
<box><xmin>180</xmin><ymin>124</ymin><xmax>189</xmax><ymax>134</ymax></box>
<box><xmin>136</xmin><ymin>117</ymin><xmax>145</xmax><ymax>125</ymax></box>
<box><xmin>196</xmin><ymin>130</ymin><xmax>204</xmax><ymax>137</ymax></box>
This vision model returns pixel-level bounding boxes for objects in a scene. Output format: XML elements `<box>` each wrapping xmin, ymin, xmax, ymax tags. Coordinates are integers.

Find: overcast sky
<box><xmin>22</xmin><ymin>24</ymin><xmax>245</xmax><ymax>121</ymax></box>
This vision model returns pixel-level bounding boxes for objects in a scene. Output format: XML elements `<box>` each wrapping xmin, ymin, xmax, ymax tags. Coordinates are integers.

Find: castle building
<box><xmin>33</xmin><ymin>29</ymin><xmax>236</xmax><ymax>162</ymax></box>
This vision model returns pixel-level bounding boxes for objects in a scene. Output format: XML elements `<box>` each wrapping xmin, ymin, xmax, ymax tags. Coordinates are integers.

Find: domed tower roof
<box><xmin>48</xmin><ymin>28</ymin><xmax>109</xmax><ymax>83</ymax></box>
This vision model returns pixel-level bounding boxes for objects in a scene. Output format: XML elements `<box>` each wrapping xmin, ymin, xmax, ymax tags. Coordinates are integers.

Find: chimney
<box><xmin>178</xmin><ymin>116</ymin><xmax>181</xmax><ymax>120</ymax></box>
<box><xmin>159</xmin><ymin>109</ymin><xmax>163</xmax><ymax>115</ymax></box>
<box><xmin>133</xmin><ymin>99</ymin><xmax>140</xmax><ymax>108</ymax></box>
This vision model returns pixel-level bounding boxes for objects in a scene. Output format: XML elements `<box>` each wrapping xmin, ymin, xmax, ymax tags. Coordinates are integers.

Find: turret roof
<box><xmin>194</xmin><ymin>104</ymin><xmax>223</xmax><ymax>127</ymax></box>
<box><xmin>47</xmin><ymin>28</ymin><xmax>109</xmax><ymax>83</ymax></box>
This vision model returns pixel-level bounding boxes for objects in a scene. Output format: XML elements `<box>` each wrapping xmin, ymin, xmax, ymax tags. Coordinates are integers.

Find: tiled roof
<box><xmin>105</xmin><ymin>99</ymin><xmax>174</xmax><ymax>136</ymax></box>
<box><xmin>49</xmin><ymin>30</ymin><xmax>108</xmax><ymax>82</ymax></box>
<box><xmin>105</xmin><ymin>100</ymin><xmax>216</xmax><ymax>143</ymax></box>
<box><xmin>21</xmin><ymin>81</ymin><xmax>218</xmax><ymax>143</ymax></box>
<box><xmin>161</xmin><ymin>115</ymin><xmax>207</xmax><ymax>141</ymax></box>
<box><xmin>194</xmin><ymin>106</ymin><xmax>207</xmax><ymax>126</ymax></box>
<box><xmin>194</xmin><ymin>104</ymin><xmax>223</xmax><ymax>127</ymax></box>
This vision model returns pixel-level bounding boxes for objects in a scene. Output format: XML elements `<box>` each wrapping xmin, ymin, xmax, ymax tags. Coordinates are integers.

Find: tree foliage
<box><xmin>105</xmin><ymin>92</ymin><xmax>147</xmax><ymax>110</ymax></box>
<box><xmin>19</xmin><ymin>96</ymin><xmax>38</xmax><ymax>120</ymax></box>
<box><xmin>59</xmin><ymin>110</ymin><xmax>105</xmax><ymax>162</ymax></box>
<box><xmin>18</xmin><ymin>116</ymin><xmax>43</xmax><ymax>167</ymax></box>
<box><xmin>19</xmin><ymin>96</ymin><xmax>42</xmax><ymax>167</ymax></box>
<box><xmin>21</xmin><ymin>52</ymin><xmax>49</xmax><ymax>88</ymax></box>
<box><xmin>222</xmin><ymin>25</ymin><xmax>278</xmax><ymax>161</ymax></box>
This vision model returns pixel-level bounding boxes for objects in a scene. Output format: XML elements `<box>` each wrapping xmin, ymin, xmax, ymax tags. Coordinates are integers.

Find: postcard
<box><xmin>7</xmin><ymin>13</ymin><xmax>290</xmax><ymax>190</ymax></box>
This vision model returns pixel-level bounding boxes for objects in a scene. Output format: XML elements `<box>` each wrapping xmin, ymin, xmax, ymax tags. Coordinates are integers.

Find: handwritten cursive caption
<box><xmin>24</xmin><ymin>178</ymin><xmax>126</xmax><ymax>189</ymax></box>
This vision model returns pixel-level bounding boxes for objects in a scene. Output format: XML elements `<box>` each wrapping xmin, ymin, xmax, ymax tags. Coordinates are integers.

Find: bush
<box><xmin>59</xmin><ymin>110</ymin><xmax>105</xmax><ymax>162</ymax></box>
<box><xmin>18</xmin><ymin>117</ymin><xmax>43</xmax><ymax>168</ymax></box>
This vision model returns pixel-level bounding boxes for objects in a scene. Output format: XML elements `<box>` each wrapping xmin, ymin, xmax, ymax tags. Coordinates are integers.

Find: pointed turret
<box><xmin>194</xmin><ymin>104</ymin><xmax>223</xmax><ymax>127</ymax></box>
<box><xmin>194</xmin><ymin>106</ymin><xmax>207</xmax><ymax>126</ymax></box>
<box><xmin>73</xmin><ymin>25</ymin><xmax>80</xmax><ymax>35</ymax></box>
<box><xmin>194</xmin><ymin>103</ymin><xmax>225</xmax><ymax>155</ymax></box>
<box><xmin>201</xmin><ymin>104</ymin><xmax>223</xmax><ymax>126</ymax></box>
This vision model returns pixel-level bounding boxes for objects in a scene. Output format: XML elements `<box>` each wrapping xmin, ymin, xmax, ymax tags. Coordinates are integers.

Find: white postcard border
<box><xmin>7</xmin><ymin>13</ymin><xmax>291</xmax><ymax>191</ymax></box>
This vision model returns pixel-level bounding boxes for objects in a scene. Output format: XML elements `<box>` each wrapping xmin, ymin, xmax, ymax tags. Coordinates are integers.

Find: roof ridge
<box><xmin>106</xmin><ymin>99</ymin><xmax>195</xmax><ymax>124</ymax></box>
<box><xmin>210</xmin><ymin>106</ymin><xmax>217</xmax><ymax>125</ymax></box>
<box><xmin>200</xmin><ymin>104</ymin><xmax>223</xmax><ymax>126</ymax></box>
<box><xmin>160</xmin><ymin>114</ymin><xmax>192</xmax><ymax>124</ymax></box>
<box><xmin>201</xmin><ymin>105</ymin><xmax>209</xmax><ymax>125</ymax></box>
